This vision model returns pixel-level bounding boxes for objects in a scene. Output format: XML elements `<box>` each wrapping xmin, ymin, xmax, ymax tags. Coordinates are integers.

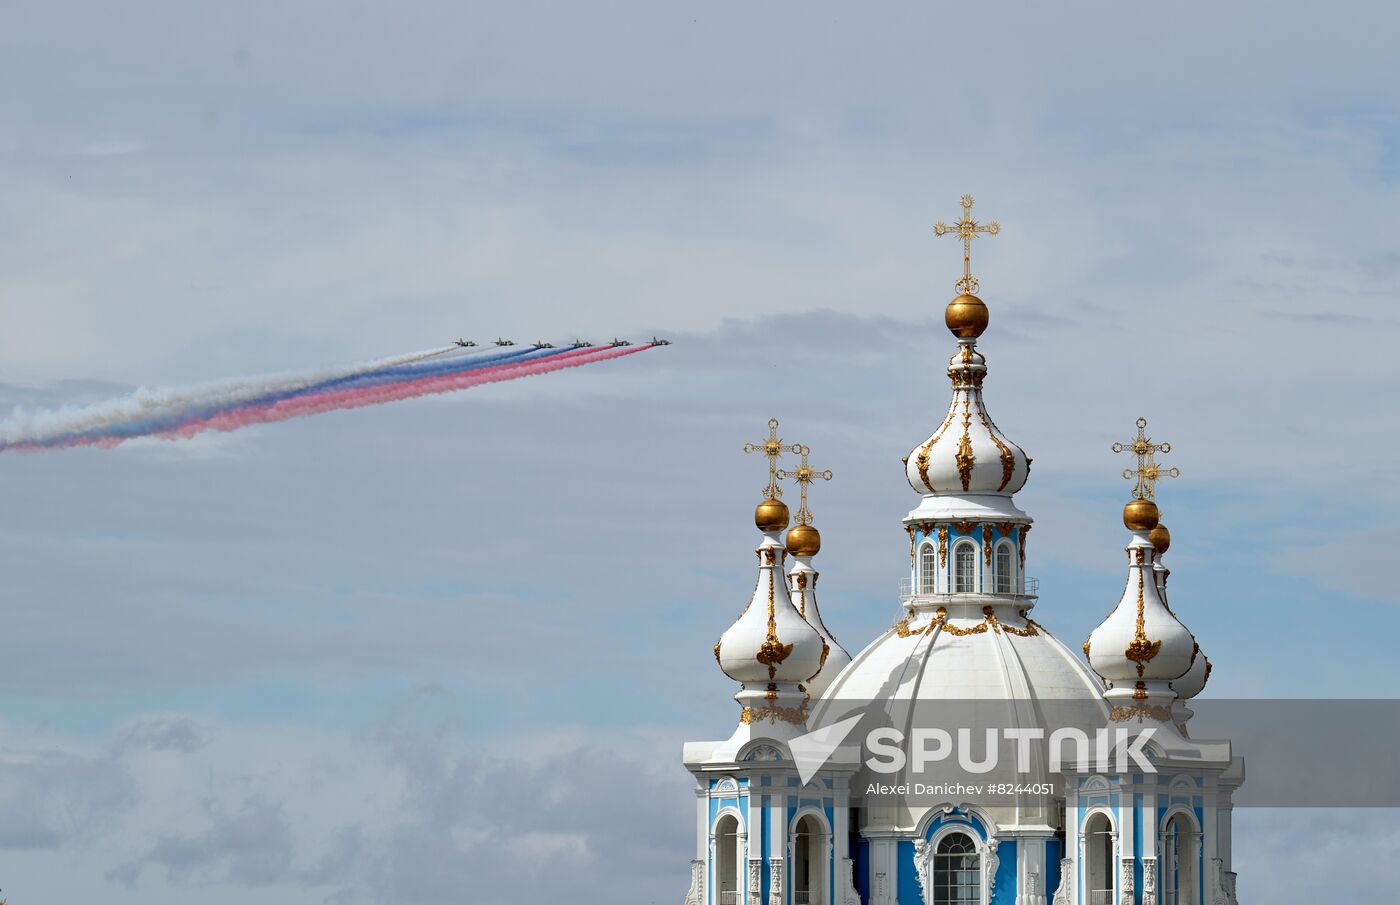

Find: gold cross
<box><xmin>776</xmin><ymin>444</ymin><xmax>833</xmax><ymax>526</ymax></box>
<box><xmin>1112</xmin><ymin>417</ymin><xmax>1180</xmax><ymax>500</ymax></box>
<box><xmin>743</xmin><ymin>418</ymin><xmax>799</xmax><ymax>500</ymax></box>
<box><xmin>934</xmin><ymin>194</ymin><xmax>1001</xmax><ymax>295</ymax></box>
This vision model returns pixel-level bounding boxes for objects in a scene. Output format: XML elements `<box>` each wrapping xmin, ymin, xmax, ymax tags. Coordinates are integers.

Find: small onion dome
<box><xmin>1149</xmin><ymin>523</ymin><xmax>1171</xmax><ymax>555</ymax></box>
<box><xmin>1086</xmin><ymin>536</ymin><xmax>1196</xmax><ymax>685</ymax></box>
<box><xmin>945</xmin><ymin>293</ymin><xmax>989</xmax><ymax>338</ymax></box>
<box><xmin>716</xmin><ymin>537</ymin><xmax>826</xmax><ymax>685</ymax></box>
<box><xmin>786</xmin><ymin>523</ymin><xmax>821</xmax><ymax>557</ymax></box>
<box><xmin>1123</xmin><ymin>498</ymin><xmax>1160</xmax><ymax>531</ymax></box>
<box><xmin>755</xmin><ymin>497</ymin><xmax>790</xmax><ymax>532</ymax></box>
<box><xmin>1172</xmin><ymin>646</ymin><xmax>1211</xmax><ymax>701</ymax></box>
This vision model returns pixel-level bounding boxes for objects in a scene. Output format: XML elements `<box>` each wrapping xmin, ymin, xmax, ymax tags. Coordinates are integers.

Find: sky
<box><xmin>0</xmin><ymin>1</ymin><xmax>1398</xmax><ymax>902</ymax></box>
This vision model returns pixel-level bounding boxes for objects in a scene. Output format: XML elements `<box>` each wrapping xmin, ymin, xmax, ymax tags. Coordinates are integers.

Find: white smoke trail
<box><xmin>0</xmin><ymin>344</ymin><xmax>461</xmax><ymax>446</ymax></box>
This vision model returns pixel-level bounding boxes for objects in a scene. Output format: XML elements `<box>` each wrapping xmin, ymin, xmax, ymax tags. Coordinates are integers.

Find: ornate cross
<box><xmin>1112</xmin><ymin>417</ymin><xmax>1180</xmax><ymax>500</ymax></box>
<box><xmin>743</xmin><ymin>418</ymin><xmax>798</xmax><ymax>500</ymax></box>
<box><xmin>777</xmin><ymin>444</ymin><xmax>833</xmax><ymax>526</ymax></box>
<box><xmin>934</xmin><ymin>194</ymin><xmax>1000</xmax><ymax>294</ymax></box>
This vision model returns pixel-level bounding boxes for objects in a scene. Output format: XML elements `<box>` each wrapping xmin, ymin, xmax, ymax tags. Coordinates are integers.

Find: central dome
<box><xmin>905</xmin><ymin>341</ymin><xmax>1031</xmax><ymax>497</ymax></box>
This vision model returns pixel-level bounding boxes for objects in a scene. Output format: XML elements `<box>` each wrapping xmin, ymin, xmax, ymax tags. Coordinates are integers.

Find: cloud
<box><xmin>1</xmin><ymin>1</ymin><xmax>1399</xmax><ymax>900</ymax></box>
<box><xmin>0</xmin><ymin>716</ymin><xmax>690</xmax><ymax>904</ymax></box>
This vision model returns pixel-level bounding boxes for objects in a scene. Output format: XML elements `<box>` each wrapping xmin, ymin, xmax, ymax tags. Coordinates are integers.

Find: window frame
<box><xmin>953</xmin><ymin>540</ymin><xmax>977</xmax><ymax>593</ymax></box>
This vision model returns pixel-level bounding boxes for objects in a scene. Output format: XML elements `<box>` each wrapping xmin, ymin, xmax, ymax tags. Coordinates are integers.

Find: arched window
<box><xmin>1084</xmin><ymin>813</ymin><xmax>1115</xmax><ymax>905</ymax></box>
<box><xmin>994</xmin><ymin>544</ymin><xmax>1014</xmax><ymax>594</ymax></box>
<box><xmin>933</xmin><ymin>832</ymin><xmax>980</xmax><ymax>904</ymax></box>
<box><xmin>793</xmin><ymin>814</ymin><xmax>827</xmax><ymax>905</ymax></box>
<box><xmin>715</xmin><ymin>814</ymin><xmax>740</xmax><ymax>905</ymax></box>
<box><xmin>1162</xmin><ymin>813</ymin><xmax>1199</xmax><ymax>905</ymax></box>
<box><xmin>919</xmin><ymin>543</ymin><xmax>938</xmax><ymax>594</ymax></box>
<box><xmin>954</xmin><ymin>542</ymin><xmax>976</xmax><ymax>593</ymax></box>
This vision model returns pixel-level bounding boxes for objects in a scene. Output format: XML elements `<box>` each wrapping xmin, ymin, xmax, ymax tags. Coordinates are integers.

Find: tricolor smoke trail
<box><xmin>0</xmin><ymin>342</ymin><xmax>654</xmax><ymax>452</ymax></box>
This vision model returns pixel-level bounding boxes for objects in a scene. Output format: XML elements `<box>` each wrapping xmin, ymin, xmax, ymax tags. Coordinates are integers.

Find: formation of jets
<box><xmin>450</xmin><ymin>337</ymin><xmax>670</xmax><ymax>347</ymax></box>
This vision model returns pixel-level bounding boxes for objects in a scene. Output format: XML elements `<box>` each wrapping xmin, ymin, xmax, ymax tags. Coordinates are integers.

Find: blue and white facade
<box><xmin>682</xmin><ymin>276</ymin><xmax>1244</xmax><ymax>905</ymax></box>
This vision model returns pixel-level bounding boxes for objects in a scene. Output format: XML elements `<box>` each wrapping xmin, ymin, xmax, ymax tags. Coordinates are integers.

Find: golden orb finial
<box><xmin>1149</xmin><ymin>523</ymin><xmax>1171</xmax><ymax>554</ymax></box>
<box><xmin>945</xmin><ymin>293</ymin><xmax>989</xmax><ymax>338</ymax></box>
<box><xmin>786</xmin><ymin>523</ymin><xmax>822</xmax><ymax>557</ymax></box>
<box><xmin>755</xmin><ymin>497</ymin><xmax>790</xmax><ymax>532</ymax></box>
<box><xmin>1123</xmin><ymin>498</ymin><xmax>1160</xmax><ymax>532</ymax></box>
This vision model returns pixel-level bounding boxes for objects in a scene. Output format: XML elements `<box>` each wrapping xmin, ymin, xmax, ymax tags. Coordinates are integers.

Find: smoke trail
<box><xmin>156</xmin><ymin>345</ymin><xmax>641</xmax><ymax>442</ymax></box>
<box><xmin>0</xmin><ymin>343</ymin><xmax>463</xmax><ymax>448</ymax></box>
<box><xmin>0</xmin><ymin>343</ymin><xmax>652</xmax><ymax>452</ymax></box>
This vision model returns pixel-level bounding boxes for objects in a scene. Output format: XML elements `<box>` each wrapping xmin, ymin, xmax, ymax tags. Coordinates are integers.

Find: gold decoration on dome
<box><xmin>890</xmin><ymin>604</ymin><xmax>1039</xmax><ymax>639</ymax></box>
<box><xmin>1110</xmin><ymin>703</ymin><xmax>1173</xmax><ymax>724</ymax></box>
<box><xmin>807</xmin><ymin>642</ymin><xmax>830</xmax><ymax>682</ymax></box>
<box><xmin>916</xmin><ymin>407</ymin><xmax>957</xmax><ymax>491</ymax></box>
<box><xmin>755</xmin><ymin>566</ymin><xmax>793</xmax><ymax>680</ymax></box>
<box><xmin>744</xmin><ymin>417</ymin><xmax>799</xmax><ymax>501</ymax></box>
<box><xmin>776</xmin><ymin>444</ymin><xmax>833</xmax><ymax>527</ymax></box>
<box><xmin>934</xmin><ymin>194</ymin><xmax>1001</xmax><ymax>295</ymax></box>
<box><xmin>1123</xmin><ymin>570</ymin><xmax>1162</xmax><ymax>678</ymax></box>
<box><xmin>1112</xmin><ymin>417</ymin><xmax>1180</xmax><ymax>501</ymax></box>
<box><xmin>740</xmin><ymin>702</ymin><xmax>810</xmax><ymax>725</ymax></box>
<box><xmin>955</xmin><ymin>401</ymin><xmax>975</xmax><ymax>490</ymax></box>
<box><xmin>976</xmin><ymin>399</ymin><xmax>1017</xmax><ymax>492</ymax></box>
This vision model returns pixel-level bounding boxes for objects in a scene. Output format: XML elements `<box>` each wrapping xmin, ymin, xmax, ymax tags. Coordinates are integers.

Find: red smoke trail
<box><xmin>126</xmin><ymin>343</ymin><xmax>651</xmax><ymax>446</ymax></box>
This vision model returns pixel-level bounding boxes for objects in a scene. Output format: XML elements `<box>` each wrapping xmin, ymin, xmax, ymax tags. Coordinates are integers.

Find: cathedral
<box><xmin>681</xmin><ymin>198</ymin><xmax>1244</xmax><ymax>905</ymax></box>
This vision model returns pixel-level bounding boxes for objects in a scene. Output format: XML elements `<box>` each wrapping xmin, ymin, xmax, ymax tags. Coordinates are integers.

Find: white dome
<box><xmin>818</xmin><ymin>599</ymin><xmax>1104</xmax><ymax>707</ymax></box>
<box><xmin>716</xmin><ymin>533</ymin><xmax>826</xmax><ymax>686</ymax></box>
<box><xmin>1086</xmin><ymin>534</ymin><xmax>1196</xmax><ymax>687</ymax></box>
<box><xmin>905</xmin><ymin>340</ymin><xmax>1030</xmax><ymax>497</ymax></box>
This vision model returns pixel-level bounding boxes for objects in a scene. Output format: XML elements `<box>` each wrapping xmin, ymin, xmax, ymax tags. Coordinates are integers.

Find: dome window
<box><xmin>919</xmin><ymin>542</ymin><xmax>938</xmax><ymax>594</ymax></box>
<box><xmin>953</xmin><ymin>541</ymin><xmax>977</xmax><ymax>593</ymax></box>
<box><xmin>995</xmin><ymin>544</ymin><xmax>1014</xmax><ymax>594</ymax></box>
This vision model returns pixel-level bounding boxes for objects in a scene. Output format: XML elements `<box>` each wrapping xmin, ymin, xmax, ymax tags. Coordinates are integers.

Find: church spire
<box><xmin>714</xmin><ymin>419</ymin><xmax>826</xmax><ymax>733</ymax></box>
<box><xmin>1085</xmin><ymin>418</ymin><xmax>1197</xmax><ymax>723</ymax></box>
<box><xmin>904</xmin><ymin>194</ymin><xmax>1030</xmax><ymax>498</ymax></box>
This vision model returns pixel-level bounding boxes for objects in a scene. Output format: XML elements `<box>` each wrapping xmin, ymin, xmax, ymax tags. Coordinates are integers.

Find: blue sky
<box><xmin>0</xmin><ymin>2</ymin><xmax>1398</xmax><ymax>902</ymax></box>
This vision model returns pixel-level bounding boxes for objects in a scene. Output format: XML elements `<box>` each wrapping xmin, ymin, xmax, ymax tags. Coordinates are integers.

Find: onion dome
<box><xmin>904</xmin><ymin>337</ymin><xmax>1031</xmax><ymax>496</ymax></box>
<box><xmin>1085</xmin><ymin>501</ymin><xmax>1197</xmax><ymax>718</ymax></box>
<box><xmin>713</xmin><ymin>517</ymin><xmax>827</xmax><ymax>731</ymax></box>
